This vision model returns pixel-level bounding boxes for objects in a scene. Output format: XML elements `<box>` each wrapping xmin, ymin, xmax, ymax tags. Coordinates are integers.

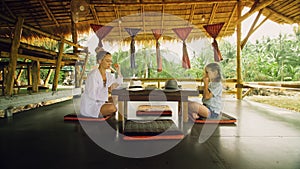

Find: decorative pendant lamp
<box><xmin>125</xmin><ymin>28</ymin><xmax>141</xmax><ymax>68</ymax></box>
<box><xmin>90</xmin><ymin>24</ymin><xmax>113</xmax><ymax>52</ymax></box>
<box><xmin>203</xmin><ymin>23</ymin><xmax>224</xmax><ymax>62</ymax></box>
<box><xmin>172</xmin><ymin>27</ymin><xmax>193</xmax><ymax>69</ymax></box>
<box><xmin>152</xmin><ymin>29</ymin><xmax>164</xmax><ymax>72</ymax></box>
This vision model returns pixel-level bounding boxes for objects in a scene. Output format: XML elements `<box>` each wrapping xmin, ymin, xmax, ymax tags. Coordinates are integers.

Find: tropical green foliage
<box><xmin>18</xmin><ymin>25</ymin><xmax>296</xmax><ymax>84</ymax></box>
<box><xmin>83</xmin><ymin>25</ymin><xmax>299</xmax><ymax>82</ymax></box>
<box><xmin>239</xmin><ymin>26</ymin><xmax>300</xmax><ymax>81</ymax></box>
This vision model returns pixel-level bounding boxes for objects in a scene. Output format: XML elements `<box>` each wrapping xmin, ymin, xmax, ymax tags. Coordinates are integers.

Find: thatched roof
<box><xmin>0</xmin><ymin>0</ymin><xmax>299</xmax><ymax>44</ymax></box>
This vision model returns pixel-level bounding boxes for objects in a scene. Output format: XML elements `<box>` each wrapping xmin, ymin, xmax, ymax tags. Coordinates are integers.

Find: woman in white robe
<box><xmin>80</xmin><ymin>51</ymin><xmax>123</xmax><ymax>118</ymax></box>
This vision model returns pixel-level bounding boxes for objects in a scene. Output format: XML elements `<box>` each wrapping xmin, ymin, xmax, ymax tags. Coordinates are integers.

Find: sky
<box><xmin>224</xmin><ymin>16</ymin><xmax>297</xmax><ymax>43</ymax></box>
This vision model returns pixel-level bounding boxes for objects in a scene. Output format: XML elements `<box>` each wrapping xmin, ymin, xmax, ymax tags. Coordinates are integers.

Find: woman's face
<box><xmin>99</xmin><ymin>54</ymin><xmax>112</xmax><ymax>69</ymax></box>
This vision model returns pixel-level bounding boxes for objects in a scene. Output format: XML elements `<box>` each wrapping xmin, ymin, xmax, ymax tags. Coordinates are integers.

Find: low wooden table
<box><xmin>112</xmin><ymin>88</ymin><xmax>199</xmax><ymax>128</ymax></box>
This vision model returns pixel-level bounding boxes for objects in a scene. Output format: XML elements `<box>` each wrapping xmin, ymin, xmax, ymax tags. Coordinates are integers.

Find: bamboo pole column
<box><xmin>71</xmin><ymin>18</ymin><xmax>80</xmax><ymax>88</ymax></box>
<box><xmin>16</xmin><ymin>59</ymin><xmax>28</xmax><ymax>82</ymax></box>
<box><xmin>32</xmin><ymin>61</ymin><xmax>40</xmax><ymax>93</ymax></box>
<box><xmin>79</xmin><ymin>49</ymin><xmax>89</xmax><ymax>86</ymax></box>
<box><xmin>5</xmin><ymin>17</ymin><xmax>24</xmax><ymax>96</ymax></box>
<box><xmin>44</xmin><ymin>68</ymin><xmax>53</xmax><ymax>87</ymax></box>
<box><xmin>27</xmin><ymin>64</ymin><xmax>32</xmax><ymax>86</ymax></box>
<box><xmin>236</xmin><ymin>0</ymin><xmax>243</xmax><ymax>99</ymax></box>
<box><xmin>52</xmin><ymin>37</ymin><xmax>64</xmax><ymax>91</ymax></box>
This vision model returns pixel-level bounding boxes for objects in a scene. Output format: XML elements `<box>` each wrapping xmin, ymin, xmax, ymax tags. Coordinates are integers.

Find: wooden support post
<box><xmin>5</xmin><ymin>17</ymin><xmax>24</xmax><ymax>96</ymax></box>
<box><xmin>16</xmin><ymin>69</ymin><xmax>23</xmax><ymax>82</ymax></box>
<box><xmin>79</xmin><ymin>49</ymin><xmax>89</xmax><ymax>86</ymax></box>
<box><xmin>44</xmin><ymin>68</ymin><xmax>53</xmax><ymax>87</ymax></box>
<box><xmin>52</xmin><ymin>37</ymin><xmax>64</xmax><ymax>91</ymax></box>
<box><xmin>117</xmin><ymin>101</ymin><xmax>124</xmax><ymax>122</ymax></box>
<box><xmin>16</xmin><ymin>59</ymin><xmax>28</xmax><ymax>83</ymax></box>
<box><xmin>241</xmin><ymin>9</ymin><xmax>263</xmax><ymax>49</ymax></box>
<box><xmin>1</xmin><ymin>67</ymin><xmax>5</xmax><ymax>96</ymax></box>
<box><xmin>75</xmin><ymin>66</ymin><xmax>81</xmax><ymax>87</ymax></box>
<box><xmin>27</xmin><ymin>65</ymin><xmax>32</xmax><ymax>86</ymax></box>
<box><xmin>182</xmin><ymin>101</ymin><xmax>189</xmax><ymax>123</ymax></box>
<box><xmin>71</xmin><ymin>18</ymin><xmax>81</xmax><ymax>88</ymax></box>
<box><xmin>236</xmin><ymin>0</ymin><xmax>243</xmax><ymax>100</ymax></box>
<box><xmin>32</xmin><ymin>61</ymin><xmax>40</xmax><ymax>93</ymax></box>
<box><xmin>242</xmin><ymin>88</ymin><xmax>253</xmax><ymax>99</ymax></box>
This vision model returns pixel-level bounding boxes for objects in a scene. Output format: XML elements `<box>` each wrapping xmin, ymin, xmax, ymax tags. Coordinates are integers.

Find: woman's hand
<box><xmin>114</xmin><ymin>63</ymin><xmax>123</xmax><ymax>77</ymax></box>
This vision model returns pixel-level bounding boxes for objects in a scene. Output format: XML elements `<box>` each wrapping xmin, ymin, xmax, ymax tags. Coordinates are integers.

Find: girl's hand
<box><xmin>203</xmin><ymin>77</ymin><xmax>209</xmax><ymax>85</ymax></box>
<box><xmin>113</xmin><ymin>63</ymin><xmax>120</xmax><ymax>71</ymax></box>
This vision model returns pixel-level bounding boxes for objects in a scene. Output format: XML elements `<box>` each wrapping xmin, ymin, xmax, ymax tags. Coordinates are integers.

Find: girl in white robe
<box><xmin>80</xmin><ymin>51</ymin><xmax>123</xmax><ymax>118</ymax></box>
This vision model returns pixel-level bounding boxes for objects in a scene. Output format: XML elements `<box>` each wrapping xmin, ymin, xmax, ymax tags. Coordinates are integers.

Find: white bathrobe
<box><xmin>80</xmin><ymin>68</ymin><xmax>123</xmax><ymax>117</ymax></box>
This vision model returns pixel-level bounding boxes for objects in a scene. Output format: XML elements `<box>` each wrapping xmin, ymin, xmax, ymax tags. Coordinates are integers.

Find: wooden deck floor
<box><xmin>0</xmin><ymin>97</ymin><xmax>300</xmax><ymax>169</ymax></box>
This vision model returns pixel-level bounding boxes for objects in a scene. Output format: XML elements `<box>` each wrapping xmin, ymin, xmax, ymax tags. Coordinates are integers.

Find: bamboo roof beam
<box><xmin>252</xmin><ymin>14</ymin><xmax>270</xmax><ymax>33</ymax></box>
<box><xmin>160</xmin><ymin>5</ymin><xmax>165</xmax><ymax>31</ymax></box>
<box><xmin>265</xmin><ymin>6</ymin><xmax>295</xmax><ymax>24</ymax></box>
<box><xmin>1</xmin><ymin>51</ymin><xmax>69</xmax><ymax>66</ymax></box>
<box><xmin>209</xmin><ymin>3</ymin><xmax>219</xmax><ymax>24</ymax></box>
<box><xmin>241</xmin><ymin>9</ymin><xmax>263</xmax><ymax>49</ymax></box>
<box><xmin>141</xmin><ymin>4</ymin><xmax>146</xmax><ymax>39</ymax></box>
<box><xmin>222</xmin><ymin>3</ymin><xmax>237</xmax><ymax>37</ymax></box>
<box><xmin>39</xmin><ymin>0</ymin><xmax>59</xmax><ymax>27</ymax></box>
<box><xmin>0</xmin><ymin>38</ymin><xmax>83</xmax><ymax>60</ymax></box>
<box><xmin>92</xmin><ymin>1</ymin><xmax>239</xmax><ymax>6</ymax></box>
<box><xmin>1</xmin><ymin>0</ymin><xmax>15</xmax><ymax>19</ymax></box>
<box><xmin>114</xmin><ymin>6</ymin><xmax>123</xmax><ymax>39</ymax></box>
<box><xmin>188</xmin><ymin>4</ymin><xmax>196</xmax><ymax>25</ymax></box>
<box><xmin>236</xmin><ymin>0</ymin><xmax>274</xmax><ymax>23</ymax></box>
<box><xmin>90</xmin><ymin>4</ymin><xmax>100</xmax><ymax>24</ymax></box>
<box><xmin>277</xmin><ymin>0</ymin><xmax>298</xmax><ymax>14</ymax></box>
<box><xmin>0</xmin><ymin>13</ymin><xmax>84</xmax><ymax>49</ymax></box>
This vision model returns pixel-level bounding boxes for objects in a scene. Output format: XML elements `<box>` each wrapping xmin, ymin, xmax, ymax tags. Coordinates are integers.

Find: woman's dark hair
<box><xmin>206</xmin><ymin>62</ymin><xmax>222</xmax><ymax>82</ymax></box>
<box><xmin>96</xmin><ymin>51</ymin><xmax>111</xmax><ymax>62</ymax></box>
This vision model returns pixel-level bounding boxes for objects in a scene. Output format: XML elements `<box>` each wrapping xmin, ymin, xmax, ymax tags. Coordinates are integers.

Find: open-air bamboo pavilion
<box><xmin>0</xmin><ymin>0</ymin><xmax>299</xmax><ymax>99</ymax></box>
<box><xmin>1</xmin><ymin>1</ymin><xmax>300</xmax><ymax>168</ymax></box>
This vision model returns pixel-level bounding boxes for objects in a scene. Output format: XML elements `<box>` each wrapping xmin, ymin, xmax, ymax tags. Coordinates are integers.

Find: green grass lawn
<box><xmin>248</xmin><ymin>95</ymin><xmax>300</xmax><ymax>113</ymax></box>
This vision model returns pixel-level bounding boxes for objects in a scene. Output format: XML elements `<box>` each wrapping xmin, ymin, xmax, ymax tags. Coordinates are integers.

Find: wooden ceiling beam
<box><xmin>222</xmin><ymin>3</ymin><xmax>237</xmax><ymax>38</ymax></box>
<box><xmin>0</xmin><ymin>13</ymin><xmax>84</xmax><ymax>49</ymax></box>
<box><xmin>90</xmin><ymin>4</ymin><xmax>100</xmax><ymax>24</ymax></box>
<box><xmin>141</xmin><ymin>4</ymin><xmax>145</xmax><ymax>35</ymax></box>
<box><xmin>208</xmin><ymin>3</ymin><xmax>219</xmax><ymax>24</ymax></box>
<box><xmin>265</xmin><ymin>6</ymin><xmax>295</xmax><ymax>24</ymax></box>
<box><xmin>236</xmin><ymin>0</ymin><xmax>273</xmax><ymax>23</ymax></box>
<box><xmin>0</xmin><ymin>51</ymin><xmax>59</xmax><ymax>65</ymax></box>
<box><xmin>241</xmin><ymin>9</ymin><xmax>263</xmax><ymax>49</ymax></box>
<box><xmin>1</xmin><ymin>0</ymin><xmax>15</xmax><ymax>19</ymax></box>
<box><xmin>161</xmin><ymin>5</ymin><xmax>165</xmax><ymax>31</ymax></box>
<box><xmin>39</xmin><ymin>0</ymin><xmax>59</xmax><ymax>26</ymax></box>
<box><xmin>252</xmin><ymin>14</ymin><xmax>271</xmax><ymax>34</ymax></box>
<box><xmin>276</xmin><ymin>0</ymin><xmax>298</xmax><ymax>13</ymax></box>
<box><xmin>188</xmin><ymin>4</ymin><xmax>196</xmax><ymax>25</ymax></box>
<box><xmin>92</xmin><ymin>1</ymin><xmax>239</xmax><ymax>6</ymax></box>
<box><xmin>113</xmin><ymin>6</ymin><xmax>123</xmax><ymax>38</ymax></box>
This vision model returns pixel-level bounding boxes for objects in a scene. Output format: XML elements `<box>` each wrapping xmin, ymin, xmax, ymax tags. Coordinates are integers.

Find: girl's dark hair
<box><xmin>206</xmin><ymin>62</ymin><xmax>222</xmax><ymax>82</ymax></box>
<box><xmin>96</xmin><ymin>51</ymin><xmax>111</xmax><ymax>62</ymax></box>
